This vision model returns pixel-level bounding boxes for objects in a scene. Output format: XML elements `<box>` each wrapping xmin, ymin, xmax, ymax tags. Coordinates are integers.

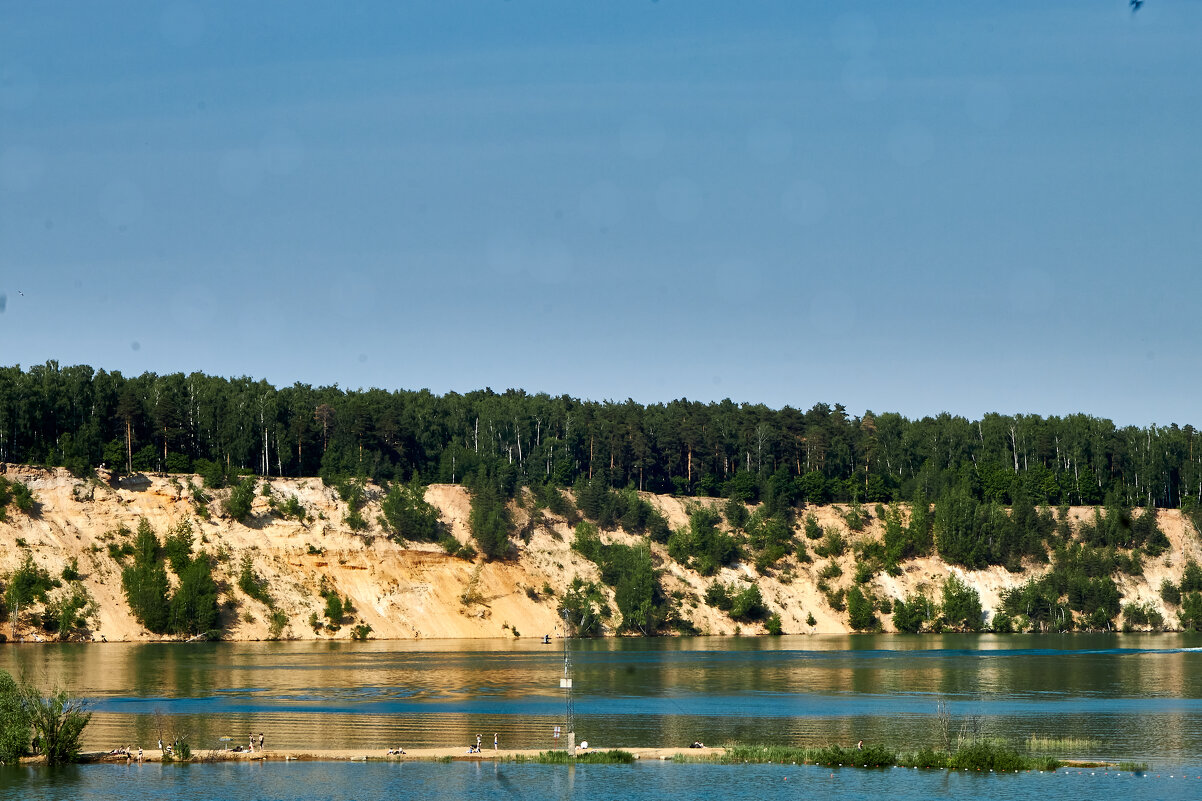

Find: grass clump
<box><xmin>1117</xmin><ymin>761</ymin><xmax>1147</xmax><ymax>773</ymax></box>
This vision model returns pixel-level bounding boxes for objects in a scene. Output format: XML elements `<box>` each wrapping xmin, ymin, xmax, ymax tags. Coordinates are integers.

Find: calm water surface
<box><xmin>4</xmin><ymin>760</ymin><xmax>1202</xmax><ymax>801</ymax></box>
<box><xmin>3</xmin><ymin>634</ymin><xmax>1202</xmax><ymax>798</ymax></box>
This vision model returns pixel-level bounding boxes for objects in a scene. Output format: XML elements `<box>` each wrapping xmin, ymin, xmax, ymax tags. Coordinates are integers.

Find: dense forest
<box><xmin>2</xmin><ymin>361</ymin><xmax>1201</xmax><ymax>514</ymax></box>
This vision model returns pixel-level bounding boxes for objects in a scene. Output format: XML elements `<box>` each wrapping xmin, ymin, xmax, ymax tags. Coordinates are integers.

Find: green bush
<box><xmin>813</xmin><ymin>528</ymin><xmax>847</xmax><ymax>558</ymax></box>
<box><xmin>169</xmin><ymin>554</ymin><xmax>219</xmax><ymax>636</ymax></box>
<box><xmin>238</xmin><ymin>555</ymin><xmax>273</xmax><ymax>607</ymax></box>
<box><xmin>381</xmin><ymin>479</ymin><xmax>442</xmax><ymax>541</ymax></box>
<box><xmin>941</xmin><ymin>576</ymin><xmax>982</xmax><ymax>632</ymax></box>
<box><xmin>0</xmin><ymin>672</ymin><xmax>92</xmax><ymax>765</ymax></box>
<box><xmin>847</xmin><ymin>586</ymin><xmax>877</xmax><ymax>631</ymax></box>
<box><xmin>225</xmin><ymin>476</ymin><xmax>257</xmax><ymax>521</ymax></box>
<box><xmin>765</xmin><ymin>613</ymin><xmax>783</xmax><ymax>635</ymax></box>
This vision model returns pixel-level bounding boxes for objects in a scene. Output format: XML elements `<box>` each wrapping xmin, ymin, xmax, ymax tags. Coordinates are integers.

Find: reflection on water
<box><xmin>3</xmin><ymin>634</ymin><xmax>1202</xmax><ymax>761</ymax></box>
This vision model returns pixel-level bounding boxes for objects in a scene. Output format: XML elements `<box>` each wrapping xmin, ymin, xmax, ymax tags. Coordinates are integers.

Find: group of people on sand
<box><xmin>227</xmin><ymin>733</ymin><xmax>266</xmax><ymax>753</ymax></box>
<box><xmin>467</xmin><ymin>732</ymin><xmax>499</xmax><ymax>753</ymax></box>
<box><xmin>107</xmin><ymin>745</ymin><xmax>143</xmax><ymax>761</ymax></box>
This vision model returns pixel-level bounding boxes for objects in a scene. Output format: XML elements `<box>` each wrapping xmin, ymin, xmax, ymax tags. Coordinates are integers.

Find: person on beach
<box><xmin>476</xmin><ymin>733</ymin><xmax>482</xmax><ymax>750</ymax></box>
<box><xmin>138</xmin><ymin>747</ymin><xmax>143</xmax><ymax>761</ymax></box>
<box><xmin>259</xmin><ymin>733</ymin><xmax>265</xmax><ymax>752</ymax></box>
<box><xmin>494</xmin><ymin>733</ymin><xmax>498</xmax><ymax>751</ymax></box>
<box><xmin>250</xmin><ymin>734</ymin><xmax>256</xmax><ymax>752</ymax></box>
<box><xmin>157</xmin><ymin>738</ymin><xmax>162</xmax><ymax>752</ymax></box>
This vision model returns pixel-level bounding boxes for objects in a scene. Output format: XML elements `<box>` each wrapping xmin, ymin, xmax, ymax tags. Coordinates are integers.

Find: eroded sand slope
<box><xmin>1</xmin><ymin>465</ymin><xmax>1198</xmax><ymax>642</ymax></box>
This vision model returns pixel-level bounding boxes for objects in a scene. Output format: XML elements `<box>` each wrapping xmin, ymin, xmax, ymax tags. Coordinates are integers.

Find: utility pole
<box><xmin>560</xmin><ymin>608</ymin><xmax>575</xmax><ymax>755</ymax></box>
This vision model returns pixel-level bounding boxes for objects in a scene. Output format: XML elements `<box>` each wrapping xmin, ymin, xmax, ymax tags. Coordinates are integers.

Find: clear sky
<box><xmin>1</xmin><ymin>1</ymin><xmax>1199</xmax><ymax>426</ymax></box>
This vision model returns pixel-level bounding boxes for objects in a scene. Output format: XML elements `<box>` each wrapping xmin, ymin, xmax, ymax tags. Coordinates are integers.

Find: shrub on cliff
<box><xmin>380</xmin><ymin>479</ymin><xmax>443</xmax><ymax>542</ymax></box>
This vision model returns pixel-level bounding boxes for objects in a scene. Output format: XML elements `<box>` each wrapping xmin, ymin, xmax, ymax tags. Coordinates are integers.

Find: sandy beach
<box><xmin>75</xmin><ymin>746</ymin><xmax>725</xmax><ymax>765</ymax></box>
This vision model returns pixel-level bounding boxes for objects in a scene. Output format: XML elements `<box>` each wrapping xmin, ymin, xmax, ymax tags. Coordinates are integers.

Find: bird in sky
<box><xmin>1131</xmin><ymin>0</ymin><xmax>1143</xmax><ymax>12</ymax></box>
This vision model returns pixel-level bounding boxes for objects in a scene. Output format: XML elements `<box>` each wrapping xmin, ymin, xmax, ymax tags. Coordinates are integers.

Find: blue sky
<box><xmin>1</xmin><ymin>1</ymin><xmax>1199</xmax><ymax>425</ymax></box>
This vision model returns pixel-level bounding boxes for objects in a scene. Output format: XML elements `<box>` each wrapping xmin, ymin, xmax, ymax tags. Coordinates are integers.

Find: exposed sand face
<box><xmin>2</xmin><ymin>464</ymin><xmax>1199</xmax><ymax>641</ymax></box>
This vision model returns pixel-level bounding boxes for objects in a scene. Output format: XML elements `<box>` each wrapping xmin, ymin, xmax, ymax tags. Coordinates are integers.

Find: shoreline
<box><xmin>58</xmin><ymin>746</ymin><xmax>1112</xmax><ymax>771</ymax></box>
<box><xmin>72</xmin><ymin>746</ymin><xmax>724</xmax><ymax>765</ymax></box>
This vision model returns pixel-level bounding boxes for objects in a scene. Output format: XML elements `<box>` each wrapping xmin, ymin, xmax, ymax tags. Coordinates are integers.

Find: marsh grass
<box><xmin>1025</xmin><ymin>734</ymin><xmax>1099</xmax><ymax>751</ymax></box>
<box><xmin>680</xmin><ymin>742</ymin><xmax>1063</xmax><ymax>773</ymax></box>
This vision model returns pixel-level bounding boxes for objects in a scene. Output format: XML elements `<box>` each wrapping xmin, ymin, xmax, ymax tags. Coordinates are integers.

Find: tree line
<box><xmin>2</xmin><ymin>361</ymin><xmax>1202</xmax><ymax>518</ymax></box>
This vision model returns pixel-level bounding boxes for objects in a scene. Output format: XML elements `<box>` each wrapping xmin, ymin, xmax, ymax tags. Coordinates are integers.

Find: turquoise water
<box><xmin>3</xmin><ymin>634</ymin><xmax>1202</xmax><ymax>797</ymax></box>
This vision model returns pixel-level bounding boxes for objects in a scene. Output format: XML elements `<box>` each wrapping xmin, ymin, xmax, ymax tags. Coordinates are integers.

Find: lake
<box><xmin>3</xmin><ymin>633</ymin><xmax>1202</xmax><ymax>799</ymax></box>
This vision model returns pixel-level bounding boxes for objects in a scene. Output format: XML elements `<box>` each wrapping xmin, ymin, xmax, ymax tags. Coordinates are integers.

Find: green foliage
<box><xmin>0</xmin><ymin>671</ymin><xmax>32</xmax><ymax>764</ymax></box>
<box><xmin>746</xmin><ymin>511</ymin><xmax>798</xmax><ymax>572</ymax></box>
<box><xmin>43</xmin><ymin>582</ymin><xmax>97</xmax><ymax>637</ymax></box>
<box><xmin>1121</xmin><ymin>601</ymin><xmax>1164</xmax><ymax>631</ymax></box>
<box><xmin>1161</xmin><ymin>578</ymin><xmax>1181</xmax><ymax>606</ymax></box>
<box><xmin>533</xmin><ymin>482</ymin><xmax>577</xmax><ymax>520</ymax></box>
<box><xmin>169</xmin><ymin>553</ymin><xmax>219</xmax><ymax>636</ymax></box>
<box><xmin>323</xmin><ymin>593</ymin><xmax>345</xmax><ymax>629</ymax></box>
<box><xmin>813</xmin><ymin>527</ymin><xmax>847</xmax><ymax>558</ymax></box>
<box><xmin>275</xmin><ymin>494</ymin><xmax>307</xmax><ymax>521</ymax></box>
<box><xmin>573</xmin><ymin>523</ymin><xmax>667</xmax><ymax>632</ymax></box>
<box><xmin>522</xmin><ymin>749</ymin><xmax>635</xmax><ymax>764</ymax></box>
<box><xmin>667</xmin><ymin>508</ymin><xmax>739</xmax><ymax>576</ymax></box>
<box><xmin>1179</xmin><ymin>592</ymin><xmax>1202</xmax><ymax>631</ymax></box>
<box><xmin>381</xmin><ymin>479</ymin><xmax>443</xmax><ymax>541</ymax></box>
<box><xmin>803</xmin><ymin>513</ymin><xmax>823</xmax><ymax>540</ymax></box>
<box><xmin>351</xmin><ymin>623</ymin><xmax>372</xmax><ymax>640</ymax></box>
<box><xmin>121</xmin><ymin>519</ymin><xmax>171</xmax><ymax>633</ymax></box>
<box><xmin>818</xmin><ymin>561</ymin><xmax>843</xmax><ymax>580</ymax></box>
<box><xmin>724</xmin><ymin>497</ymin><xmax>750</xmax><ymax>530</ymax></box>
<box><xmin>935</xmin><ymin>489</ymin><xmax>1047</xmax><ymax>570</ymax></box>
<box><xmin>225</xmin><ymin>476</ymin><xmax>257</xmax><ymax>521</ymax></box>
<box><xmin>0</xmin><ymin>672</ymin><xmax>91</xmax><ymax>765</ymax></box>
<box><xmin>1001</xmin><ymin>576</ymin><xmax>1074</xmax><ymax>632</ymax></box>
<box><xmin>940</xmin><ymin>576</ymin><xmax>982</xmax><ymax>631</ymax></box>
<box><xmin>574</xmin><ymin>478</ymin><xmax>670</xmax><ymax>540</ymax></box>
<box><xmin>846</xmin><ymin>585</ymin><xmax>877</xmax><ymax>631</ymax></box>
<box><xmin>2</xmin><ymin>361</ymin><xmax>1202</xmax><ymax>520</ymax></box>
<box><xmin>60</xmin><ymin>558</ymin><xmax>81</xmax><ymax>583</ymax></box>
<box><xmin>843</xmin><ymin>501</ymin><xmax>868</xmax><ymax>532</ymax></box>
<box><xmin>946</xmin><ymin>741</ymin><xmax>1036</xmax><ymax>772</ymax></box>
<box><xmin>266</xmin><ymin>609</ymin><xmax>288</xmax><ymax>639</ymax></box>
<box><xmin>238</xmin><ymin>555</ymin><xmax>273</xmax><ymax>607</ymax></box>
<box><xmin>765</xmin><ymin>612</ymin><xmax>783</xmax><ymax>634</ymax></box>
<box><xmin>559</xmin><ymin>576</ymin><xmax>608</xmax><ymax>637</ymax></box>
<box><xmin>0</xmin><ymin>477</ymin><xmax>37</xmax><ymax>518</ymax></box>
<box><xmin>468</xmin><ymin>473</ymin><xmax>513</xmax><ymax>559</ymax></box>
<box><xmin>892</xmin><ymin>592</ymin><xmax>937</xmax><ymax>633</ymax></box>
<box><xmin>5</xmin><ymin>553</ymin><xmax>58</xmax><ymax>611</ymax></box>
<box><xmin>1181</xmin><ymin>559</ymin><xmax>1202</xmax><ymax>593</ymax></box>
<box><xmin>162</xmin><ymin>518</ymin><xmax>195</xmax><ymax>574</ymax></box>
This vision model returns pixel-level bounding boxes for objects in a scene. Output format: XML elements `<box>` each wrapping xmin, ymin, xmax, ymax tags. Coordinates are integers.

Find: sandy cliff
<box><xmin>1</xmin><ymin>465</ymin><xmax>1198</xmax><ymax>642</ymax></box>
